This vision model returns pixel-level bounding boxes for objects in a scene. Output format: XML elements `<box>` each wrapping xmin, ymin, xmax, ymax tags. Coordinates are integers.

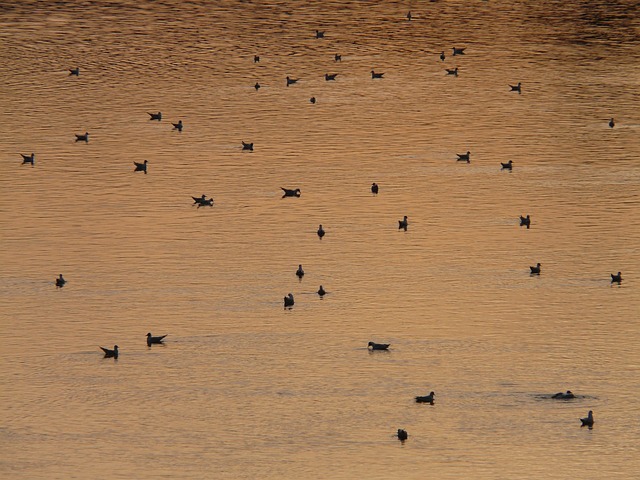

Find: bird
<box><xmin>133</xmin><ymin>160</ymin><xmax>148</xmax><ymax>174</ymax></box>
<box><xmin>580</xmin><ymin>410</ymin><xmax>594</xmax><ymax>428</ymax></box>
<box><xmin>75</xmin><ymin>132</ymin><xmax>89</xmax><ymax>142</ymax></box>
<box><xmin>396</xmin><ymin>429</ymin><xmax>408</xmax><ymax>441</ymax></box>
<box><xmin>510</xmin><ymin>82</ymin><xmax>522</xmax><ymax>93</ymax></box>
<box><xmin>406</xmin><ymin>11</ymin><xmax>412</xmax><ymax>21</ymax></box>
<box><xmin>172</xmin><ymin>120</ymin><xmax>183</xmax><ymax>131</ymax></box>
<box><xmin>609</xmin><ymin>118</ymin><xmax>615</xmax><ymax>128</ymax></box>
<box><xmin>317</xmin><ymin>225</ymin><xmax>325</xmax><ymax>238</ymax></box>
<box><xmin>284</xmin><ymin>293</ymin><xmax>294</xmax><ymax>307</ymax></box>
<box><xmin>368</xmin><ymin>341</ymin><xmax>390</xmax><ymax>350</ymax></box>
<box><xmin>55</xmin><ymin>274</ymin><xmax>66</xmax><ymax>288</ymax></box>
<box><xmin>146</xmin><ymin>332</ymin><xmax>167</xmax><ymax>346</ymax></box>
<box><xmin>334</xmin><ymin>54</ymin><xmax>342</xmax><ymax>62</ymax></box>
<box><xmin>148</xmin><ymin>112</ymin><xmax>162</xmax><ymax>121</ymax></box>
<box><xmin>398</xmin><ymin>215</ymin><xmax>408</xmax><ymax>230</ymax></box>
<box><xmin>446</xmin><ymin>67</ymin><xmax>459</xmax><ymax>76</ymax></box>
<box><xmin>611</xmin><ymin>272</ymin><xmax>622</xmax><ymax>283</ymax></box>
<box><xmin>192</xmin><ymin>195</ymin><xmax>213</xmax><ymax>207</ymax></box>
<box><xmin>310</xmin><ymin>97</ymin><xmax>316</xmax><ymax>104</ymax></box>
<box><xmin>440</xmin><ymin>51</ymin><xmax>445</xmax><ymax>61</ymax></box>
<box><xmin>286</xmin><ymin>76</ymin><xmax>298</xmax><ymax>86</ymax></box>
<box><xmin>519</xmin><ymin>215</ymin><xmax>531</xmax><ymax>229</ymax></box>
<box><xmin>452</xmin><ymin>46</ymin><xmax>466</xmax><ymax>55</ymax></box>
<box><xmin>325</xmin><ymin>73</ymin><xmax>338</xmax><ymax>81</ymax></box>
<box><xmin>371</xmin><ymin>182</ymin><xmax>379</xmax><ymax>194</ymax></box>
<box><xmin>371</xmin><ymin>70</ymin><xmax>384</xmax><ymax>79</ymax></box>
<box><xmin>254</xmin><ymin>82</ymin><xmax>261</xmax><ymax>91</ymax></box>
<box><xmin>242</xmin><ymin>141</ymin><xmax>254</xmax><ymax>151</ymax></box>
<box><xmin>315</xmin><ymin>30</ymin><xmax>325</xmax><ymax>39</ymax></box>
<box><xmin>281</xmin><ymin>187</ymin><xmax>301</xmax><ymax>197</ymax></box>
<box><xmin>501</xmin><ymin>160</ymin><xmax>513</xmax><ymax>170</ymax></box>
<box><xmin>552</xmin><ymin>390</ymin><xmax>575</xmax><ymax>399</ymax></box>
<box><xmin>253</xmin><ymin>55</ymin><xmax>260</xmax><ymax>63</ymax></box>
<box><xmin>100</xmin><ymin>345</ymin><xmax>119</xmax><ymax>358</ymax></box>
<box><xmin>530</xmin><ymin>263</ymin><xmax>541</xmax><ymax>274</ymax></box>
<box><xmin>21</xmin><ymin>153</ymin><xmax>35</xmax><ymax>166</ymax></box>
<box><xmin>457</xmin><ymin>151</ymin><xmax>470</xmax><ymax>162</ymax></box>
<box><xmin>69</xmin><ymin>67</ymin><xmax>79</xmax><ymax>76</ymax></box>
<box><xmin>317</xmin><ymin>285</ymin><xmax>326</xmax><ymax>296</ymax></box>
<box><xmin>296</xmin><ymin>264</ymin><xmax>305</xmax><ymax>278</ymax></box>
<box><xmin>415</xmin><ymin>391</ymin><xmax>435</xmax><ymax>404</ymax></box>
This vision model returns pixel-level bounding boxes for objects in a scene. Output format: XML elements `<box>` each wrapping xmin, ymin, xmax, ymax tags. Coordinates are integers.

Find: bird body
<box><xmin>281</xmin><ymin>187</ymin><xmax>301</xmax><ymax>197</ymax></box>
<box><xmin>192</xmin><ymin>195</ymin><xmax>213</xmax><ymax>207</ymax></box>
<box><xmin>310</xmin><ymin>97</ymin><xmax>316</xmax><ymax>104</ymax></box>
<box><xmin>501</xmin><ymin>160</ymin><xmax>513</xmax><ymax>170</ymax></box>
<box><xmin>334</xmin><ymin>54</ymin><xmax>342</xmax><ymax>62</ymax></box>
<box><xmin>580</xmin><ymin>410</ymin><xmax>594</xmax><ymax>427</ymax></box>
<box><xmin>552</xmin><ymin>390</ymin><xmax>575</xmax><ymax>399</ymax></box>
<box><xmin>452</xmin><ymin>47</ymin><xmax>466</xmax><ymax>55</ymax></box>
<box><xmin>317</xmin><ymin>225</ymin><xmax>325</xmax><ymax>238</ymax></box>
<box><xmin>254</xmin><ymin>55</ymin><xmax>260</xmax><ymax>63</ymax></box>
<box><xmin>611</xmin><ymin>272</ymin><xmax>622</xmax><ymax>283</ymax></box>
<box><xmin>510</xmin><ymin>82</ymin><xmax>522</xmax><ymax>93</ymax></box>
<box><xmin>284</xmin><ymin>293</ymin><xmax>294</xmax><ymax>307</ymax></box>
<box><xmin>609</xmin><ymin>118</ymin><xmax>615</xmax><ymax>128</ymax></box>
<box><xmin>148</xmin><ymin>112</ymin><xmax>162</xmax><ymax>121</ymax></box>
<box><xmin>399</xmin><ymin>215</ymin><xmax>408</xmax><ymax>230</ymax></box>
<box><xmin>172</xmin><ymin>120</ymin><xmax>183</xmax><ymax>131</ymax></box>
<box><xmin>55</xmin><ymin>274</ymin><xmax>66</xmax><ymax>288</ymax></box>
<box><xmin>318</xmin><ymin>285</ymin><xmax>326</xmax><ymax>296</ymax></box>
<box><xmin>286</xmin><ymin>76</ymin><xmax>298</xmax><ymax>86</ymax></box>
<box><xmin>146</xmin><ymin>333</ymin><xmax>167</xmax><ymax>346</ymax></box>
<box><xmin>371</xmin><ymin>182</ymin><xmax>379</xmax><ymax>194</ymax></box>
<box><xmin>371</xmin><ymin>70</ymin><xmax>384</xmax><ymax>79</ymax></box>
<box><xmin>397</xmin><ymin>429</ymin><xmax>408</xmax><ymax>441</ymax></box>
<box><xmin>69</xmin><ymin>67</ymin><xmax>79</xmax><ymax>76</ymax></box>
<box><xmin>75</xmin><ymin>132</ymin><xmax>89</xmax><ymax>142</ymax></box>
<box><xmin>368</xmin><ymin>341</ymin><xmax>390</xmax><ymax>350</ymax></box>
<box><xmin>325</xmin><ymin>73</ymin><xmax>338</xmax><ymax>81</ymax></box>
<box><xmin>457</xmin><ymin>151</ymin><xmax>470</xmax><ymax>162</ymax></box>
<box><xmin>100</xmin><ymin>345</ymin><xmax>119</xmax><ymax>358</ymax></box>
<box><xmin>440</xmin><ymin>51</ymin><xmax>445</xmax><ymax>61</ymax></box>
<box><xmin>519</xmin><ymin>215</ymin><xmax>531</xmax><ymax>228</ymax></box>
<box><xmin>242</xmin><ymin>141</ymin><xmax>254</xmax><ymax>151</ymax></box>
<box><xmin>315</xmin><ymin>30</ymin><xmax>324</xmax><ymax>39</ymax></box>
<box><xmin>446</xmin><ymin>67</ymin><xmax>459</xmax><ymax>76</ymax></box>
<box><xmin>21</xmin><ymin>153</ymin><xmax>35</xmax><ymax>166</ymax></box>
<box><xmin>296</xmin><ymin>264</ymin><xmax>305</xmax><ymax>278</ymax></box>
<box><xmin>530</xmin><ymin>263</ymin><xmax>541</xmax><ymax>274</ymax></box>
<box><xmin>133</xmin><ymin>160</ymin><xmax>148</xmax><ymax>174</ymax></box>
<box><xmin>254</xmin><ymin>82</ymin><xmax>260</xmax><ymax>91</ymax></box>
<box><xmin>415</xmin><ymin>391</ymin><xmax>435</xmax><ymax>404</ymax></box>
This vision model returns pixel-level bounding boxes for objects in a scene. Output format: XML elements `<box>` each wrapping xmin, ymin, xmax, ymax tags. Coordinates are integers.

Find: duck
<box><xmin>253</xmin><ymin>55</ymin><xmax>260</xmax><ymax>63</ymax></box>
<box><xmin>440</xmin><ymin>51</ymin><xmax>445</xmax><ymax>61</ymax></box>
<box><xmin>530</xmin><ymin>263</ymin><xmax>541</xmax><ymax>274</ymax></box>
<box><xmin>446</xmin><ymin>67</ymin><xmax>459</xmax><ymax>76</ymax></box>
<box><xmin>510</xmin><ymin>82</ymin><xmax>522</xmax><ymax>93</ymax></box>
<box><xmin>133</xmin><ymin>160</ymin><xmax>148</xmax><ymax>174</ymax></box>
<box><xmin>146</xmin><ymin>332</ymin><xmax>167</xmax><ymax>346</ymax></box>
<box><xmin>398</xmin><ymin>215</ymin><xmax>408</xmax><ymax>230</ymax></box>
<box><xmin>580</xmin><ymin>410</ymin><xmax>594</xmax><ymax>428</ymax></box>
<box><xmin>281</xmin><ymin>187</ymin><xmax>301</xmax><ymax>197</ymax></box>
<box><xmin>317</xmin><ymin>225</ymin><xmax>325</xmax><ymax>238</ymax></box>
<box><xmin>242</xmin><ymin>141</ymin><xmax>254</xmax><ymax>151</ymax></box>
<box><xmin>452</xmin><ymin>46</ymin><xmax>466</xmax><ymax>55</ymax></box>
<box><xmin>172</xmin><ymin>120</ymin><xmax>183</xmax><ymax>131</ymax></box>
<box><xmin>371</xmin><ymin>182</ymin><xmax>379</xmax><ymax>194</ymax></box>
<box><xmin>406</xmin><ymin>11</ymin><xmax>412</xmax><ymax>21</ymax></box>
<box><xmin>371</xmin><ymin>70</ymin><xmax>384</xmax><ymax>79</ymax></box>
<box><xmin>55</xmin><ymin>274</ymin><xmax>66</xmax><ymax>288</ymax></box>
<box><xmin>192</xmin><ymin>194</ymin><xmax>211</xmax><ymax>205</ymax></box>
<box><xmin>334</xmin><ymin>54</ymin><xmax>342</xmax><ymax>62</ymax></box>
<box><xmin>284</xmin><ymin>293</ymin><xmax>294</xmax><ymax>307</ymax></box>
<box><xmin>396</xmin><ymin>429</ymin><xmax>408</xmax><ymax>441</ymax></box>
<box><xmin>315</xmin><ymin>30</ymin><xmax>325</xmax><ymax>39</ymax></box>
<box><xmin>296</xmin><ymin>265</ymin><xmax>305</xmax><ymax>278</ymax></box>
<box><xmin>75</xmin><ymin>132</ymin><xmax>89</xmax><ymax>142</ymax></box>
<box><xmin>100</xmin><ymin>345</ymin><xmax>119</xmax><ymax>358</ymax></box>
<box><xmin>415</xmin><ymin>391</ymin><xmax>435</xmax><ymax>404</ymax></box>
<box><xmin>552</xmin><ymin>390</ymin><xmax>575</xmax><ymax>399</ymax></box>
<box><xmin>317</xmin><ymin>285</ymin><xmax>326</xmax><ymax>296</ymax></box>
<box><xmin>310</xmin><ymin>97</ymin><xmax>316</xmax><ymax>104</ymax></box>
<box><xmin>611</xmin><ymin>272</ymin><xmax>622</xmax><ymax>283</ymax></box>
<box><xmin>147</xmin><ymin>112</ymin><xmax>162</xmax><ymax>121</ymax></box>
<box><xmin>254</xmin><ymin>82</ymin><xmax>261</xmax><ymax>91</ymax></box>
<box><xmin>69</xmin><ymin>67</ymin><xmax>79</xmax><ymax>76</ymax></box>
<box><xmin>325</xmin><ymin>73</ymin><xmax>338</xmax><ymax>81</ymax></box>
<box><xmin>501</xmin><ymin>160</ymin><xmax>513</xmax><ymax>170</ymax></box>
<box><xmin>21</xmin><ymin>153</ymin><xmax>35</xmax><ymax>166</ymax></box>
<box><xmin>457</xmin><ymin>151</ymin><xmax>470</xmax><ymax>162</ymax></box>
<box><xmin>609</xmin><ymin>118</ymin><xmax>615</xmax><ymax>128</ymax></box>
<box><xmin>286</xmin><ymin>76</ymin><xmax>299</xmax><ymax>86</ymax></box>
<box><xmin>368</xmin><ymin>341</ymin><xmax>390</xmax><ymax>350</ymax></box>
<box><xmin>519</xmin><ymin>215</ymin><xmax>531</xmax><ymax>228</ymax></box>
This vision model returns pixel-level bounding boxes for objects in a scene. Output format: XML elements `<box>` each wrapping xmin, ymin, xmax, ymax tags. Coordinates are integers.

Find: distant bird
<box><xmin>440</xmin><ymin>51</ymin><xmax>445</xmax><ymax>61</ymax></box>
<box><xmin>317</xmin><ymin>285</ymin><xmax>326</xmax><ymax>296</ymax></box>
<box><xmin>396</xmin><ymin>429</ymin><xmax>408</xmax><ymax>441</ymax></box>
<box><xmin>317</xmin><ymin>224</ymin><xmax>325</xmax><ymax>238</ymax></box>
<box><xmin>254</xmin><ymin>55</ymin><xmax>260</xmax><ymax>63</ymax></box>
<box><xmin>552</xmin><ymin>390</ymin><xmax>575</xmax><ymax>399</ymax></box>
<box><xmin>192</xmin><ymin>194</ymin><xmax>213</xmax><ymax>207</ymax></box>
<box><xmin>242</xmin><ymin>141</ymin><xmax>254</xmax><ymax>151</ymax></box>
<box><xmin>100</xmin><ymin>345</ymin><xmax>119</xmax><ymax>358</ymax></box>
<box><xmin>368</xmin><ymin>341</ymin><xmax>390</xmax><ymax>351</ymax></box>
<box><xmin>69</xmin><ymin>67</ymin><xmax>79</xmax><ymax>76</ymax></box>
<box><xmin>315</xmin><ymin>30</ymin><xmax>325</xmax><ymax>39</ymax></box>
<box><xmin>133</xmin><ymin>160</ymin><xmax>148</xmax><ymax>174</ymax></box>
<box><xmin>254</xmin><ymin>82</ymin><xmax>261</xmax><ymax>91</ymax></box>
<box><xmin>75</xmin><ymin>132</ymin><xmax>89</xmax><ymax>142</ymax></box>
<box><xmin>284</xmin><ymin>293</ymin><xmax>294</xmax><ymax>307</ymax></box>
<box><xmin>21</xmin><ymin>153</ymin><xmax>35</xmax><ymax>166</ymax></box>
<box><xmin>172</xmin><ymin>120</ymin><xmax>183</xmax><ymax>131</ymax></box>
<box><xmin>457</xmin><ymin>151</ymin><xmax>470</xmax><ymax>162</ymax></box>
<box><xmin>371</xmin><ymin>182</ymin><xmax>379</xmax><ymax>194</ymax></box>
<box><xmin>296</xmin><ymin>264</ymin><xmax>305</xmax><ymax>278</ymax></box>
<box><xmin>611</xmin><ymin>272</ymin><xmax>622</xmax><ymax>283</ymax></box>
<box><xmin>148</xmin><ymin>112</ymin><xmax>162</xmax><ymax>121</ymax></box>
<box><xmin>519</xmin><ymin>215</ymin><xmax>531</xmax><ymax>229</ymax></box>
<box><xmin>406</xmin><ymin>11</ymin><xmax>412</xmax><ymax>21</ymax></box>
<box><xmin>325</xmin><ymin>73</ymin><xmax>338</xmax><ymax>81</ymax></box>
<box><xmin>398</xmin><ymin>215</ymin><xmax>408</xmax><ymax>230</ymax></box>
<box><xmin>55</xmin><ymin>274</ymin><xmax>66</xmax><ymax>288</ymax></box>
<box><xmin>371</xmin><ymin>70</ymin><xmax>384</xmax><ymax>79</ymax></box>
<box><xmin>530</xmin><ymin>263</ymin><xmax>541</xmax><ymax>275</ymax></box>
<box><xmin>609</xmin><ymin>118</ymin><xmax>615</xmax><ymax>128</ymax></box>
<box><xmin>580</xmin><ymin>410</ymin><xmax>594</xmax><ymax>428</ymax></box>
<box><xmin>286</xmin><ymin>76</ymin><xmax>298</xmax><ymax>87</ymax></box>
<box><xmin>281</xmin><ymin>187</ymin><xmax>301</xmax><ymax>197</ymax></box>
<box><xmin>415</xmin><ymin>391</ymin><xmax>435</xmax><ymax>404</ymax></box>
<box><xmin>310</xmin><ymin>97</ymin><xmax>316</xmax><ymax>104</ymax></box>
<box><xmin>452</xmin><ymin>46</ymin><xmax>466</xmax><ymax>55</ymax></box>
<box><xmin>446</xmin><ymin>67</ymin><xmax>459</xmax><ymax>76</ymax></box>
<box><xmin>501</xmin><ymin>160</ymin><xmax>513</xmax><ymax>170</ymax></box>
<box><xmin>334</xmin><ymin>54</ymin><xmax>342</xmax><ymax>62</ymax></box>
<box><xmin>146</xmin><ymin>332</ymin><xmax>167</xmax><ymax>346</ymax></box>
<box><xmin>510</xmin><ymin>82</ymin><xmax>522</xmax><ymax>93</ymax></box>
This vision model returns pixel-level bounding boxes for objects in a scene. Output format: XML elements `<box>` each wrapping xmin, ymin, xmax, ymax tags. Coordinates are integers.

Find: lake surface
<box><xmin>1</xmin><ymin>1</ymin><xmax>639</xmax><ymax>478</ymax></box>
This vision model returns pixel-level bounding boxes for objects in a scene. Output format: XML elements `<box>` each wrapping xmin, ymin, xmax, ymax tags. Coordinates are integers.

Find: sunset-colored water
<box><xmin>1</xmin><ymin>1</ymin><xmax>639</xmax><ymax>478</ymax></box>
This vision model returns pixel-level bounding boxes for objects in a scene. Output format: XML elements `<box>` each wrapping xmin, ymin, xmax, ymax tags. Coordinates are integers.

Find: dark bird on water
<box><xmin>510</xmin><ymin>82</ymin><xmax>522</xmax><ymax>93</ymax></box>
<box><xmin>286</xmin><ymin>76</ymin><xmax>299</xmax><ymax>86</ymax></box>
<box><xmin>133</xmin><ymin>160</ymin><xmax>148</xmax><ymax>174</ymax></box>
<box><xmin>310</xmin><ymin>97</ymin><xmax>316</xmax><ymax>104</ymax></box>
<box><xmin>254</xmin><ymin>82</ymin><xmax>261</xmax><ymax>91</ymax></box>
<box><xmin>440</xmin><ymin>51</ymin><xmax>445</xmax><ymax>61</ymax></box>
<box><xmin>371</xmin><ymin>70</ymin><xmax>384</xmax><ymax>79</ymax></box>
<box><xmin>501</xmin><ymin>160</ymin><xmax>513</xmax><ymax>170</ymax></box>
<box><xmin>415</xmin><ymin>391</ymin><xmax>435</xmax><ymax>404</ymax></box>
<box><xmin>334</xmin><ymin>54</ymin><xmax>342</xmax><ymax>62</ymax></box>
<box><xmin>446</xmin><ymin>67</ymin><xmax>459</xmax><ymax>76</ymax></box>
<box><xmin>315</xmin><ymin>30</ymin><xmax>325</xmax><ymax>39</ymax></box>
<box><xmin>611</xmin><ymin>272</ymin><xmax>622</xmax><ymax>283</ymax></box>
<box><xmin>609</xmin><ymin>118</ymin><xmax>615</xmax><ymax>128</ymax></box>
<box><xmin>406</xmin><ymin>11</ymin><xmax>412</xmax><ymax>21</ymax></box>
<box><xmin>452</xmin><ymin>46</ymin><xmax>466</xmax><ymax>55</ymax></box>
<box><xmin>396</xmin><ymin>429</ymin><xmax>408</xmax><ymax>441</ymax></box>
<box><xmin>192</xmin><ymin>195</ymin><xmax>213</xmax><ymax>207</ymax></box>
<box><xmin>284</xmin><ymin>293</ymin><xmax>294</xmax><ymax>307</ymax></box>
<box><xmin>317</xmin><ymin>285</ymin><xmax>326</xmax><ymax>296</ymax></box>
<box><xmin>552</xmin><ymin>390</ymin><xmax>575</xmax><ymax>399</ymax></box>
<box><xmin>172</xmin><ymin>120</ymin><xmax>183</xmax><ymax>131</ymax></box>
<box><xmin>325</xmin><ymin>73</ymin><xmax>338</xmax><ymax>81</ymax></box>
<box><xmin>281</xmin><ymin>187</ymin><xmax>301</xmax><ymax>197</ymax></box>
<box><xmin>21</xmin><ymin>153</ymin><xmax>35</xmax><ymax>166</ymax></box>
<box><xmin>530</xmin><ymin>263</ymin><xmax>541</xmax><ymax>275</ymax></box>
<box><xmin>254</xmin><ymin>55</ymin><xmax>260</xmax><ymax>63</ymax></box>
<box><xmin>242</xmin><ymin>141</ymin><xmax>254</xmax><ymax>151</ymax></box>
<box><xmin>371</xmin><ymin>182</ymin><xmax>379</xmax><ymax>194</ymax></box>
<box><xmin>398</xmin><ymin>215</ymin><xmax>408</xmax><ymax>230</ymax></box>
<box><xmin>55</xmin><ymin>274</ymin><xmax>66</xmax><ymax>288</ymax></box>
<box><xmin>580</xmin><ymin>410</ymin><xmax>594</xmax><ymax>428</ymax></box>
<box><xmin>100</xmin><ymin>345</ymin><xmax>119</xmax><ymax>358</ymax></box>
<box><xmin>69</xmin><ymin>67</ymin><xmax>79</xmax><ymax>76</ymax></box>
<box><xmin>519</xmin><ymin>215</ymin><xmax>531</xmax><ymax>229</ymax></box>
<box><xmin>296</xmin><ymin>264</ymin><xmax>305</xmax><ymax>278</ymax></box>
<box><xmin>317</xmin><ymin>225</ymin><xmax>325</xmax><ymax>238</ymax></box>
<box><xmin>75</xmin><ymin>132</ymin><xmax>89</xmax><ymax>142</ymax></box>
<box><xmin>148</xmin><ymin>112</ymin><xmax>162</xmax><ymax>121</ymax></box>
<box><xmin>368</xmin><ymin>341</ymin><xmax>390</xmax><ymax>350</ymax></box>
<box><xmin>146</xmin><ymin>333</ymin><xmax>167</xmax><ymax>346</ymax></box>
<box><xmin>457</xmin><ymin>151</ymin><xmax>470</xmax><ymax>162</ymax></box>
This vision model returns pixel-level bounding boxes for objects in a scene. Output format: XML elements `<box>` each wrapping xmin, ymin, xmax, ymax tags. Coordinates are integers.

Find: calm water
<box><xmin>1</xmin><ymin>1</ymin><xmax>639</xmax><ymax>478</ymax></box>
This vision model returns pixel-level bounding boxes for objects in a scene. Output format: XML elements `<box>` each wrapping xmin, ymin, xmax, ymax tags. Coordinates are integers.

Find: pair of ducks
<box><xmin>100</xmin><ymin>333</ymin><xmax>168</xmax><ymax>358</ymax></box>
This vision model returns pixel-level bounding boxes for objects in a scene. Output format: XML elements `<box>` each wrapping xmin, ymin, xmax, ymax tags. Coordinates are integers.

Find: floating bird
<box><xmin>457</xmin><ymin>151</ymin><xmax>470</xmax><ymax>162</ymax></box>
<box><xmin>334</xmin><ymin>54</ymin><xmax>342</xmax><ymax>62</ymax></box>
<box><xmin>310</xmin><ymin>97</ymin><xmax>316</xmax><ymax>104</ymax></box>
<box><xmin>192</xmin><ymin>195</ymin><xmax>213</xmax><ymax>207</ymax></box>
<box><xmin>398</xmin><ymin>215</ymin><xmax>408</xmax><ymax>230</ymax></box>
<box><xmin>325</xmin><ymin>73</ymin><xmax>338</xmax><ymax>81</ymax></box>
<box><xmin>315</xmin><ymin>30</ymin><xmax>325</xmax><ymax>39</ymax></box>
<box><xmin>254</xmin><ymin>82</ymin><xmax>261</xmax><ymax>91</ymax></box>
<box><xmin>69</xmin><ymin>67</ymin><xmax>79</xmax><ymax>76</ymax></box>
<box><xmin>296</xmin><ymin>264</ymin><xmax>305</xmax><ymax>278</ymax></box>
<box><xmin>242</xmin><ymin>141</ymin><xmax>254</xmax><ymax>151</ymax></box>
<box><xmin>530</xmin><ymin>263</ymin><xmax>541</xmax><ymax>274</ymax></box>
<box><xmin>284</xmin><ymin>293</ymin><xmax>294</xmax><ymax>307</ymax></box>
<box><xmin>254</xmin><ymin>55</ymin><xmax>260</xmax><ymax>63</ymax></box>
<box><xmin>415</xmin><ymin>391</ymin><xmax>435</xmax><ymax>404</ymax></box>
<box><xmin>75</xmin><ymin>132</ymin><xmax>89</xmax><ymax>142</ymax></box>
<box><xmin>317</xmin><ymin>225</ymin><xmax>325</xmax><ymax>238</ymax></box>
<box><xmin>406</xmin><ymin>11</ymin><xmax>412</xmax><ymax>21</ymax></box>
<box><xmin>519</xmin><ymin>215</ymin><xmax>531</xmax><ymax>229</ymax></box>
<box><xmin>446</xmin><ymin>67</ymin><xmax>459</xmax><ymax>76</ymax></box>
<box><xmin>371</xmin><ymin>182</ymin><xmax>379</xmax><ymax>194</ymax></box>
<box><xmin>368</xmin><ymin>341</ymin><xmax>390</xmax><ymax>350</ymax></box>
<box><xmin>611</xmin><ymin>272</ymin><xmax>622</xmax><ymax>283</ymax></box>
<box><xmin>286</xmin><ymin>76</ymin><xmax>299</xmax><ymax>86</ymax></box>
<box><xmin>133</xmin><ymin>160</ymin><xmax>148</xmax><ymax>174</ymax></box>
<box><xmin>146</xmin><ymin>333</ymin><xmax>167</xmax><ymax>346</ymax></box>
<box><xmin>440</xmin><ymin>51</ymin><xmax>445</xmax><ymax>61</ymax></box>
<box><xmin>552</xmin><ymin>390</ymin><xmax>575</xmax><ymax>399</ymax></box>
<box><xmin>317</xmin><ymin>285</ymin><xmax>326</xmax><ymax>296</ymax></box>
<box><xmin>396</xmin><ymin>429</ymin><xmax>408</xmax><ymax>441</ymax></box>
<box><xmin>21</xmin><ymin>153</ymin><xmax>35</xmax><ymax>166</ymax></box>
<box><xmin>148</xmin><ymin>112</ymin><xmax>162</xmax><ymax>121</ymax></box>
<box><xmin>371</xmin><ymin>70</ymin><xmax>384</xmax><ymax>79</ymax></box>
<box><xmin>510</xmin><ymin>82</ymin><xmax>522</xmax><ymax>93</ymax></box>
<box><xmin>452</xmin><ymin>46</ymin><xmax>466</xmax><ymax>55</ymax></box>
<box><xmin>609</xmin><ymin>118</ymin><xmax>615</xmax><ymax>128</ymax></box>
<box><xmin>172</xmin><ymin>120</ymin><xmax>183</xmax><ymax>131</ymax></box>
<box><xmin>55</xmin><ymin>274</ymin><xmax>66</xmax><ymax>288</ymax></box>
<box><xmin>501</xmin><ymin>160</ymin><xmax>513</xmax><ymax>170</ymax></box>
<box><xmin>580</xmin><ymin>410</ymin><xmax>594</xmax><ymax>428</ymax></box>
<box><xmin>100</xmin><ymin>345</ymin><xmax>119</xmax><ymax>358</ymax></box>
<box><xmin>281</xmin><ymin>187</ymin><xmax>301</xmax><ymax>197</ymax></box>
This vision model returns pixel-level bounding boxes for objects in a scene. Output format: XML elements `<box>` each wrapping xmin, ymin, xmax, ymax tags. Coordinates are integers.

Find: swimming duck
<box><xmin>406</xmin><ymin>11</ymin><xmax>412</xmax><ymax>21</ymax></box>
<box><xmin>286</xmin><ymin>76</ymin><xmax>299</xmax><ymax>86</ymax></box>
<box><xmin>510</xmin><ymin>82</ymin><xmax>522</xmax><ymax>93</ymax></box>
<box><xmin>281</xmin><ymin>187</ymin><xmax>301</xmax><ymax>197</ymax></box>
<box><xmin>146</xmin><ymin>333</ymin><xmax>167</xmax><ymax>346</ymax></box>
<box><xmin>334</xmin><ymin>54</ymin><xmax>342</xmax><ymax>62</ymax></box>
<box><xmin>415</xmin><ymin>391</ymin><xmax>435</xmax><ymax>404</ymax></box>
<box><xmin>296</xmin><ymin>264</ymin><xmax>305</xmax><ymax>278</ymax></box>
<box><xmin>242</xmin><ymin>141</ymin><xmax>254</xmax><ymax>151</ymax></box>
<box><xmin>55</xmin><ymin>274</ymin><xmax>66</xmax><ymax>288</ymax></box>
<box><xmin>75</xmin><ymin>132</ymin><xmax>89</xmax><ymax>142</ymax></box>
<box><xmin>254</xmin><ymin>55</ymin><xmax>260</xmax><ymax>63</ymax></box>
<box><xmin>192</xmin><ymin>194</ymin><xmax>213</xmax><ymax>206</ymax></box>
<box><xmin>21</xmin><ymin>153</ymin><xmax>35</xmax><ymax>166</ymax></box>
<box><xmin>317</xmin><ymin>225</ymin><xmax>325</xmax><ymax>238</ymax></box>
<box><xmin>325</xmin><ymin>73</ymin><xmax>338</xmax><ymax>81</ymax></box>
<box><xmin>501</xmin><ymin>160</ymin><xmax>513</xmax><ymax>170</ymax></box>
<box><xmin>368</xmin><ymin>341</ymin><xmax>390</xmax><ymax>350</ymax></box>
<box><xmin>580</xmin><ymin>410</ymin><xmax>594</xmax><ymax>427</ymax></box>
<box><xmin>609</xmin><ymin>118</ymin><xmax>615</xmax><ymax>128</ymax></box>
<box><xmin>148</xmin><ymin>112</ymin><xmax>162</xmax><ymax>121</ymax></box>
<box><xmin>611</xmin><ymin>272</ymin><xmax>622</xmax><ymax>283</ymax></box>
<box><xmin>398</xmin><ymin>215</ymin><xmax>408</xmax><ymax>230</ymax></box>
<box><xmin>552</xmin><ymin>390</ymin><xmax>575</xmax><ymax>399</ymax></box>
<box><xmin>100</xmin><ymin>345</ymin><xmax>119</xmax><ymax>358</ymax></box>
<box><xmin>440</xmin><ymin>51</ymin><xmax>445</xmax><ymax>61</ymax></box>
<box><xmin>446</xmin><ymin>67</ymin><xmax>459</xmax><ymax>76</ymax></box>
<box><xmin>284</xmin><ymin>293</ymin><xmax>294</xmax><ymax>307</ymax></box>
<box><xmin>519</xmin><ymin>215</ymin><xmax>531</xmax><ymax>228</ymax></box>
<box><xmin>371</xmin><ymin>182</ymin><xmax>379</xmax><ymax>194</ymax></box>
<box><xmin>69</xmin><ymin>67</ymin><xmax>79</xmax><ymax>76</ymax></box>
<box><xmin>254</xmin><ymin>82</ymin><xmax>261</xmax><ymax>91</ymax></box>
<box><xmin>371</xmin><ymin>70</ymin><xmax>384</xmax><ymax>79</ymax></box>
<box><xmin>315</xmin><ymin>30</ymin><xmax>325</xmax><ymax>39</ymax></box>
<box><xmin>310</xmin><ymin>97</ymin><xmax>316</xmax><ymax>104</ymax></box>
<box><xmin>133</xmin><ymin>160</ymin><xmax>148</xmax><ymax>174</ymax></box>
<box><xmin>172</xmin><ymin>120</ymin><xmax>183</xmax><ymax>131</ymax></box>
<box><xmin>396</xmin><ymin>429</ymin><xmax>408</xmax><ymax>441</ymax></box>
<box><xmin>452</xmin><ymin>46</ymin><xmax>466</xmax><ymax>55</ymax></box>
<box><xmin>317</xmin><ymin>285</ymin><xmax>326</xmax><ymax>296</ymax></box>
<box><xmin>530</xmin><ymin>263</ymin><xmax>541</xmax><ymax>274</ymax></box>
<box><xmin>457</xmin><ymin>151</ymin><xmax>470</xmax><ymax>162</ymax></box>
